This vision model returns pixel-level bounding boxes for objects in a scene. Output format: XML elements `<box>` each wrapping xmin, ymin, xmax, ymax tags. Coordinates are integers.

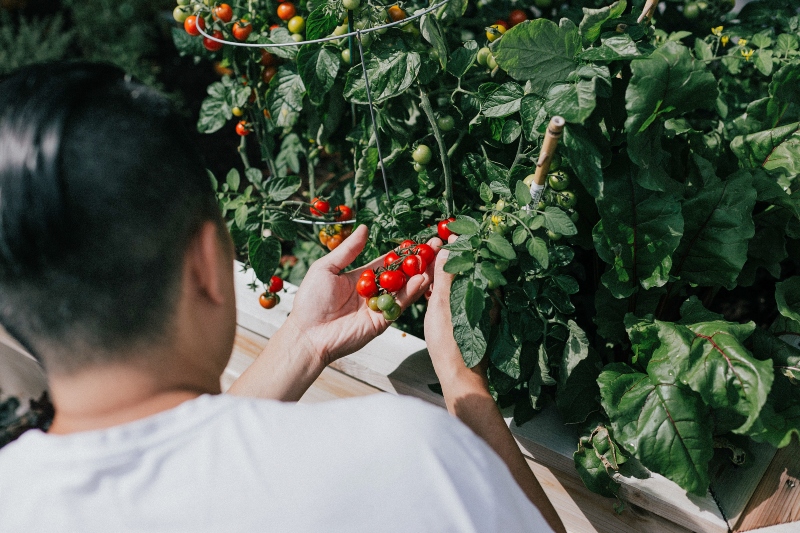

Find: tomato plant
<box><xmin>174</xmin><ymin>0</ymin><xmax>800</xmax><ymax>504</ymax></box>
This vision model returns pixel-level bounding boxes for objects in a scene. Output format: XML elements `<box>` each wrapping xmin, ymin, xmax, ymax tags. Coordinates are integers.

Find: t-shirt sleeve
<box><xmin>376</xmin><ymin>396</ymin><xmax>555</xmax><ymax>533</ymax></box>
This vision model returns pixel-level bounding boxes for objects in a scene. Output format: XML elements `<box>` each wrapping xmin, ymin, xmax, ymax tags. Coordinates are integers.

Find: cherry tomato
<box><xmin>382</xmin><ymin>303</ymin><xmax>402</xmax><ymax>321</ymax></box>
<box><xmin>387</xmin><ymin>5</ymin><xmax>407</xmax><ymax>21</ymax></box>
<box><xmin>173</xmin><ymin>6</ymin><xmax>191</xmax><ymax>23</ymax></box>
<box><xmin>267</xmin><ymin>275</ymin><xmax>284</xmax><ymax>293</ymax></box>
<box><xmin>232</xmin><ymin>107</ymin><xmax>244</xmax><ymax>117</ymax></box>
<box><xmin>203</xmin><ymin>30</ymin><xmax>224</xmax><ymax>52</ymax></box>
<box><xmin>232</xmin><ymin>20</ymin><xmax>253</xmax><ymax>41</ymax></box>
<box><xmin>327</xmin><ymin>234</ymin><xmax>344</xmax><ymax>250</ymax></box>
<box><xmin>437</xmin><ymin>115</ymin><xmax>455</xmax><ymax>132</ymax></box>
<box><xmin>546</xmin><ymin>229</ymin><xmax>562</xmax><ymax>241</ymax></box>
<box><xmin>184</xmin><ymin>15</ymin><xmax>205</xmax><ymax>36</ymax></box>
<box><xmin>310</xmin><ymin>198</ymin><xmax>330</xmax><ymax>216</ymax></box>
<box><xmin>437</xmin><ymin>217</ymin><xmax>456</xmax><ymax>240</ymax></box>
<box><xmin>556</xmin><ymin>190</ymin><xmax>577</xmax><ymax>209</ymax></box>
<box><xmin>361</xmin><ymin>268</ymin><xmax>375</xmax><ymax>279</ymax></box>
<box><xmin>356</xmin><ymin>276</ymin><xmax>379</xmax><ymax>298</ymax></box>
<box><xmin>412</xmin><ymin>145</ymin><xmax>432</xmax><ymax>165</ymax></box>
<box><xmin>259</xmin><ymin>66</ymin><xmax>276</xmax><ymax>84</ymax></box>
<box><xmin>384</xmin><ymin>251</ymin><xmax>401</xmax><ymax>267</ymax></box>
<box><xmin>376</xmin><ymin>293</ymin><xmax>396</xmax><ymax>311</ymax></box>
<box><xmin>523</xmin><ymin>174</ymin><xmax>536</xmax><ymax>187</ymax></box>
<box><xmin>340</xmin><ymin>225</ymin><xmax>353</xmax><ymax>238</ymax></box>
<box><xmin>493</xmin><ymin>19</ymin><xmax>509</xmax><ymax>30</ymax></box>
<box><xmin>548</xmin><ymin>171</ymin><xmax>570</xmax><ymax>191</ymax></box>
<box><xmin>508</xmin><ymin>9</ymin><xmax>527</xmax><ymax>27</ymax></box>
<box><xmin>341</xmin><ymin>49</ymin><xmax>352</xmax><ymax>65</ymax></box>
<box><xmin>260</xmin><ymin>50</ymin><xmax>277</xmax><ymax>66</ymax></box>
<box><xmin>287</xmin><ymin>15</ymin><xmax>305</xmax><ymax>34</ymax></box>
<box><xmin>487</xmin><ymin>24</ymin><xmax>506</xmax><ymax>42</ymax></box>
<box><xmin>335</xmin><ymin>205</ymin><xmax>353</xmax><ymax>221</ymax></box>
<box><xmin>401</xmin><ymin>255</ymin><xmax>425</xmax><ymax>277</ymax></box>
<box><xmin>277</xmin><ymin>3</ymin><xmax>296</xmax><ymax>20</ymax></box>
<box><xmin>367</xmin><ymin>296</ymin><xmax>381</xmax><ymax>312</ymax></box>
<box><xmin>683</xmin><ymin>2</ymin><xmax>700</xmax><ymax>19</ymax></box>
<box><xmin>343</xmin><ymin>0</ymin><xmax>361</xmax><ymax>9</ymax></box>
<box><xmin>414</xmin><ymin>243</ymin><xmax>435</xmax><ymax>266</ymax></box>
<box><xmin>379</xmin><ymin>270</ymin><xmax>405</xmax><ymax>292</ymax></box>
<box><xmin>319</xmin><ymin>230</ymin><xmax>329</xmax><ymax>245</ymax></box>
<box><xmin>235</xmin><ymin>120</ymin><xmax>250</xmax><ymax>136</ymax></box>
<box><xmin>476</xmin><ymin>47</ymin><xmax>492</xmax><ymax>66</ymax></box>
<box><xmin>259</xmin><ymin>292</ymin><xmax>279</xmax><ymax>309</ymax></box>
<box><xmin>213</xmin><ymin>3</ymin><xmax>233</xmax><ymax>22</ymax></box>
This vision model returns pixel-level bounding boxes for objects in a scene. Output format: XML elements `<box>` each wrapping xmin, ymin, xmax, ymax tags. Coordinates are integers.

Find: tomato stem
<box><xmin>418</xmin><ymin>86</ymin><xmax>454</xmax><ymax>217</ymax></box>
<box><xmin>238</xmin><ymin>134</ymin><xmax>251</xmax><ymax>169</ymax></box>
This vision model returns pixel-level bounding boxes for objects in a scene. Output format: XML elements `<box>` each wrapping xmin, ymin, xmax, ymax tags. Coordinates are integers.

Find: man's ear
<box><xmin>185</xmin><ymin>221</ymin><xmax>229</xmax><ymax>305</ymax></box>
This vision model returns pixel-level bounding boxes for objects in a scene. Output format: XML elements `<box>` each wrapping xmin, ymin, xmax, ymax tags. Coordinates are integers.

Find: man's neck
<box><xmin>47</xmin><ymin>363</ymin><xmax>220</xmax><ymax>435</ymax></box>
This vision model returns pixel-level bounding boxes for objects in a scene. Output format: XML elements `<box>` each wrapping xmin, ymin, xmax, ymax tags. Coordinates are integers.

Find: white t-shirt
<box><xmin>0</xmin><ymin>393</ymin><xmax>552</xmax><ymax>532</ymax></box>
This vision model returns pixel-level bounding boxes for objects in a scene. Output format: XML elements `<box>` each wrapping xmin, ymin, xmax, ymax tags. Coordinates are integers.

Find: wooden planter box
<box><xmin>229</xmin><ymin>263</ymin><xmax>800</xmax><ymax>533</ymax></box>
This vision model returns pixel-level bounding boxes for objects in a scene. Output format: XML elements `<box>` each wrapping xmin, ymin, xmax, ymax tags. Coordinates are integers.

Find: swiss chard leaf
<box><xmin>557</xmin><ymin>321</ymin><xmax>602</xmax><ymax>424</ymax></box>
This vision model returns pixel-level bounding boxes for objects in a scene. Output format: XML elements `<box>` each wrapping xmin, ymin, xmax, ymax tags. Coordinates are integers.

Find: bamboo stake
<box><xmin>637</xmin><ymin>0</ymin><xmax>658</xmax><ymax>23</ymax></box>
<box><xmin>529</xmin><ymin>116</ymin><xmax>565</xmax><ymax>208</ymax></box>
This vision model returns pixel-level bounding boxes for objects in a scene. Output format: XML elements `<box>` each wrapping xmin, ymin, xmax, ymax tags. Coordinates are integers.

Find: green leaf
<box><xmin>234</xmin><ymin>205</ymin><xmax>248</xmax><ymax>230</ymax></box>
<box><xmin>625</xmin><ymin>41</ymin><xmax>718</xmax><ymax>190</ymax></box>
<box><xmin>344</xmin><ymin>46</ymin><xmax>421</xmax><ymax>104</ymax></box>
<box><xmin>451</xmin><ymin>275</ymin><xmax>488</xmax><ymax>367</ymax></box>
<box><xmin>226</xmin><ymin>168</ymin><xmax>240</xmax><ymax>191</ymax></box>
<box><xmin>493</xmin><ymin>18</ymin><xmax>581</xmax><ymax>96</ymax></box>
<box><xmin>305</xmin><ymin>5</ymin><xmax>338</xmax><ymax>41</ymax></box>
<box><xmin>266</xmin><ymin>175</ymin><xmax>302</xmax><ymax>202</ymax></box>
<box><xmin>694</xmin><ymin>38</ymin><xmax>713</xmax><ymax>61</ymax></box>
<box><xmin>476</xmin><ymin>261</ymin><xmax>507</xmax><ymax>288</ymax></box>
<box><xmin>489</xmin><ymin>314</ymin><xmax>522</xmax><ymax>379</ymax></box>
<box><xmin>248</xmin><ymin>235</ymin><xmax>282</xmax><ymax>283</ymax></box>
<box><xmin>447</xmin><ymin>40</ymin><xmax>478</xmax><ymax>78</ymax></box>
<box><xmin>749</xmin><ymin>373</ymin><xmax>800</xmax><ymax>448</ymax></box>
<box><xmin>267</xmin><ymin>217</ymin><xmax>297</xmax><ymax>241</ymax></box>
<box><xmin>574</xmin><ymin>427</ymin><xmax>622</xmax><ymax>498</ymax></box>
<box><xmin>447</xmin><ymin>215</ymin><xmax>481</xmax><ymax>235</ymax></box>
<box><xmin>437</xmin><ymin>0</ymin><xmax>468</xmax><ymax>23</ymax></box>
<box><xmin>774</xmin><ymin>34</ymin><xmax>799</xmax><ymax>57</ymax></box>
<box><xmin>420</xmin><ymin>15</ymin><xmax>447</xmax><ymax>70</ymax></box>
<box><xmin>754</xmin><ymin>49</ymin><xmax>774</xmax><ymax>76</ymax></box>
<box><xmin>557</xmin><ymin>321</ymin><xmax>601</xmax><ymax>423</ymax></box>
<box><xmin>673</xmin><ymin>171</ymin><xmax>756</xmax><ymax>289</ymax></box>
<box><xmin>731</xmin><ymin>122</ymin><xmax>800</xmax><ymax>176</ymax></box>
<box><xmin>519</xmin><ymin>94</ymin><xmax>547</xmax><ymax>141</ymax></box>
<box><xmin>268</xmin><ymin>66</ymin><xmax>305</xmax><ymax>128</ymax></box>
<box><xmin>545</xmin><ymin>78</ymin><xmax>598</xmax><ymax>124</ymax></box>
<box><xmin>579</xmin><ymin>0</ymin><xmax>627</xmax><ymax>43</ymax></box>
<box><xmin>776</xmin><ymin>277</ymin><xmax>800</xmax><ymax>324</ymax></box>
<box><xmin>515</xmin><ymin>179</ymin><xmax>532</xmax><ymax>205</ymax></box>
<box><xmin>526</xmin><ymin>236</ymin><xmax>549</xmax><ymax>269</ymax></box>
<box><xmin>542</xmin><ymin>207</ymin><xmax>578</xmax><ymax>236</ymax></box>
<box><xmin>562</xmin><ymin>124</ymin><xmax>604</xmax><ymax>198</ymax></box>
<box><xmin>593</xmin><ymin>160</ymin><xmax>684</xmax><ymax>298</ymax></box>
<box><xmin>443</xmin><ymin>252</ymin><xmax>476</xmax><ymax>274</ymax></box>
<box><xmin>297</xmin><ymin>45</ymin><xmax>339</xmax><ymax>105</ymax></box>
<box><xmin>354</xmin><ymin>145</ymin><xmax>378</xmax><ymax>198</ymax></box>
<box><xmin>264</xmin><ymin>28</ymin><xmax>298</xmax><ymax>60</ymax></box>
<box><xmin>197</xmin><ymin>84</ymin><xmax>229</xmax><ymax>134</ymax></box>
<box><xmin>579</xmin><ymin>33</ymin><xmax>642</xmax><ymax>61</ymax></box>
<box><xmin>598</xmin><ymin>363</ymin><xmax>714</xmax><ymax>495</ymax></box>
<box><xmin>464</xmin><ymin>280</ymin><xmax>485</xmax><ymax>327</ymax></box>
<box><xmin>770</xmin><ymin>63</ymin><xmax>800</xmax><ymax>107</ymax></box>
<box><xmin>500</xmin><ymin>120</ymin><xmax>521</xmax><ymax>144</ymax></box>
<box><xmin>479</xmin><ymin>182</ymin><xmax>493</xmax><ymax>203</ymax></box>
<box><xmin>480</xmin><ymin>82</ymin><xmax>524</xmax><ymax>118</ymax></box>
<box><xmin>486</xmin><ymin>233</ymin><xmax>516</xmax><ymax>260</ymax></box>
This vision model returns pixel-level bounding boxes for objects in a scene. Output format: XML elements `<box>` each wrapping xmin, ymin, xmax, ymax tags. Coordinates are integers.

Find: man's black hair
<box><xmin>0</xmin><ymin>62</ymin><xmax>221</xmax><ymax>373</ymax></box>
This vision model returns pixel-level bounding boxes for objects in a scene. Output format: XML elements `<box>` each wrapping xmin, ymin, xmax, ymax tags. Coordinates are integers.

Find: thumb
<box><xmin>320</xmin><ymin>224</ymin><xmax>368</xmax><ymax>273</ymax></box>
<box><xmin>431</xmin><ymin>234</ymin><xmax>457</xmax><ymax>297</ymax></box>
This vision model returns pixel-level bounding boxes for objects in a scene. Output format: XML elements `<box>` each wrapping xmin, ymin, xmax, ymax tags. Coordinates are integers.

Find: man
<box><xmin>0</xmin><ymin>63</ymin><xmax>565</xmax><ymax>532</ymax></box>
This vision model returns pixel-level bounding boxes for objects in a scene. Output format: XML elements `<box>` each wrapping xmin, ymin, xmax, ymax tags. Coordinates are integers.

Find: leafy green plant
<box><xmin>175</xmin><ymin>0</ymin><xmax>800</xmax><ymax>500</ymax></box>
<box><xmin>0</xmin><ymin>11</ymin><xmax>74</xmax><ymax>75</ymax></box>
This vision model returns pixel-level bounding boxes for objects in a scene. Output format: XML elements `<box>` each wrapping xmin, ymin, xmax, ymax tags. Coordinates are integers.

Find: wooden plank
<box><xmin>736</xmin><ymin>439</ymin><xmax>800</xmax><ymax>531</ymax></box>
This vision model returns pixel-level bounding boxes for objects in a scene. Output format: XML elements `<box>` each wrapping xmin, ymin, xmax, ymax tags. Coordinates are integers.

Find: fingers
<box><xmin>319</xmin><ymin>224</ymin><xmax>369</xmax><ymax>273</ymax></box>
<box><xmin>430</xmin><ymin>234</ymin><xmax>457</xmax><ymax>298</ymax></box>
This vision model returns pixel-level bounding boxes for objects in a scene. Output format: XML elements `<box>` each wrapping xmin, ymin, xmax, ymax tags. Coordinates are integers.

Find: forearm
<box><xmin>435</xmin><ymin>361</ymin><xmax>566</xmax><ymax>533</ymax></box>
<box><xmin>227</xmin><ymin>318</ymin><xmax>325</xmax><ymax>402</ymax></box>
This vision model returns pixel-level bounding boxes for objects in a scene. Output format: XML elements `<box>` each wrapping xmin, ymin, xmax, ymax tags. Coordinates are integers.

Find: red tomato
<box><xmin>379</xmin><ymin>270</ymin><xmax>406</xmax><ymax>292</ymax></box>
<box><xmin>203</xmin><ymin>30</ymin><xmax>224</xmax><ymax>51</ymax></box>
<box><xmin>493</xmin><ymin>19</ymin><xmax>509</xmax><ymax>30</ymax></box>
<box><xmin>360</xmin><ymin>268</ymin><xmax>375</xmax><ymax>279</ymax></box>
<box><xmin>232</xmin><ymin>20</ymin><xmax>253</xmax><ymax>41</ymax></box>
<box><xmin>414</xmin><ymin>243</ymin><xmax>435</xmax><ymax>266</ymax></box>
<box><xmin>401</xmin><ymin>255</ymin><xmax>425</xmax><ymax>277</ymax></box>
<box><xmin>326</xmin><ymin>234</ymin><xmax>344</xmax><ymax>250</ymax></box>
<box><xmin>399</xmin><ymin>239</ymin><xmax>415</xmax><ymax>250</ymax></box>
<box><xmin>356</xmin><ymin>276</ymin><xmax>379</xmax><ymax>298</ymax></box>
<box><xmin>260</xmin><ymin>50</ymin><xmax>277</xmax><ymax>66</ymax></box>
<box><xmin>213</xmin><ymin>3</ymin><xmax>233</xmax><ymax>22</ymax></box>
<box><xmin>310</xmin><ymin>198</ymin><xmax>330</xmax><ymax>216</ymax></box>
<box><xmin>387</xmin><ymin>5</ymin><xmax>407</xmax><ymax>21</ymax></box>
<box><xmin>340</xmin><ymin>225</ymin><xmax>353</xmax><ymax>238</ymax></box>
<box><xmin>277</xmin><ymin>3</ymin><xmax>296</xmax><ymax>20</ymax></box>
<box><xmin>259</xmin><ymin>292</ymin><xmax>279</xmax><ymax>309</ymax></box>
<box><xmin>508</xmin><ymin>9</ymin><xmax>527</xmax><ymax>27</ymax></box>
<box><xmin>235</xmin><ymin>121</ymin><xmax>250</xmax><ymax>136</ymax></box>
<box><xmin>335</xmin><ymin>205</ymin><xmax>353</xmax><ymax>221</ymax></box>
<box><xmin>261</xmin><ymin>66</ymin><xmax>277</xmax><ymax>84</ymax></box>
<box><xmin>267</xmin><ymin>275</ymin><xmax>283</xmax><ymax>293</ymax></box>
<box><xmin>184</xmin><ymin>15</ymin><xmax>205</xmax><ymax>36</ymax></box>
<box><xmin>437</xmin><ymin>217</ymin><xmax>456</xmax><ymax>240</ymax></box>
<box><xmin>384</xmin><ymin>251</ymin><xmax>401</xmax><ymax>267</ymax></box>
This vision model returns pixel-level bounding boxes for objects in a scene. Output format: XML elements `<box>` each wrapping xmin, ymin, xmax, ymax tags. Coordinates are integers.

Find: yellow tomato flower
<box><xmin>491</xmin><ymin>214</ymin><xmax>503</xmax><ymax>225</ymax></box>
<box><xmin>711</xmin><ymin>26</ymin><xmax>723</xmax><ymax>36</ymax></box>
<box><xmin>738</xmin><ymin>38</ymin><xmax>747</xmax><ymax>46</ymax></box>
<box><xmin>721</xmin><ymin>35</ymin><xmax>729</xmax><ymax>46</ymax></box>
<box><xmin>741</xmin><ymin>48</ymin><xmax>754</xmax><ymax>61</ymax></box>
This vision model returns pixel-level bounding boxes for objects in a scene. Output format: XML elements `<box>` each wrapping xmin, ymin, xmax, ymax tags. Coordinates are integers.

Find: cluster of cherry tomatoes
<box><xmin>356</xmin><ymin>240</ymin><xmax>436</xmax><ymax>321</ymax></box>
<box><xmin>258</xmin><ymin>275</ymin><xmax>285</xmax><ymax>309</ymax></box>
<box><xmin>311</xmin><ymin>200</ymin><xmax>356</xmax><ymax>251</ymax></box>
<box><xmin>522</xmin><ymin>166</ymin><xmax>579</xmax><ymax>241</ymax></box>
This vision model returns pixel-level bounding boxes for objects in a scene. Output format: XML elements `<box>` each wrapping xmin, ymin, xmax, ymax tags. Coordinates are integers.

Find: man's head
<box><xmin>0</xmin><ymin>62</ymin><xmax>235</xmax><ymax>377</ymax></box>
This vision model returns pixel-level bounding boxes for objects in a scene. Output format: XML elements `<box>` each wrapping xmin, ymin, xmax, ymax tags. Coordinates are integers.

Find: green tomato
<box><xmin>412</xmin><ymin>144</ymin><xmax>433</xmax><ymax>165</ymax></box>
<box><xmin>173</xmin><ymin>5</ymin><xmax>191</xmax><ymax>22</ymax></box>
<box><xmin>288</xmin><ymin>16</ymin><xmax>306</xmax><ymax>34</ymax></box>
<box><xmin>377</xmin><ymin>293</ymin><xmax>396</xmax><ymax>311</ymax></box>
<box><xmin>556</xmin><ymin>190</ymin><xmax>577</xmax><ymax>209</ymax></box>
<box><xmin>413</xmin><ymin>162</ymin><xmax>424</xmax><ymax>172</ymax></box>
<box><xmin>547</xmin><ymin>171</ymin><xmax>570</xmax><ymax>191</ymax></box>
<box><xmin>341</xmin><ymin>49</ymin><xmax>352</xmax><ymax>64</ymax></box>
<box><xmin>489</xmin><ymin>223</ymin><xmax>508</xmax><ymax>236</ymax></box>
<box><xmin>177</xmin><ymin>0</ymin><xmax>191</xmax><ymax>6</ymax></box>
<box><xmin>537</xmin><ymin>200</ymin><xmax>546</xmax><ymax>210</ymax></box>
<box><xmin>486</xmin><ymin>54</ymin><xmax>498</xmax><ymax>70</ymax></box>
<box><xmin>360</xmin><ymin>32</ymin><xmax>373</xmax><ymax>47</ymax></box>
<box><xmin>437</xmin><ymin>115</ymin><xmax>455</xmax><ymax>132</ymax></box>
<box><xmin>367</xmin><ymin>296</ymin><xmax>381</xmax><ymax>312</ymax></box>
<box><xmin>494</xmin><ymin>199</ymin><xmax>508</xmax><ymax>212</ymax></box>
<box><xmin>549</xmin><ymin>153</ymin><xmax>562</xmax><ymax>171</ymax></box>
<box><xmin>523</xmin><ymin>174</ymin><xmax>536</xmax><ymax>187</ymax></box>
<box><xmin>546</xmin><ymin>229</ymin><xmax>562</xmax><ymax>241</ymax></box>
<box><xmin>291</xmin><ymin>33</ymin><xmax>304</xmax><ymax>42</ymax></box>
<box><xmin>495</xmin><ymin>259</ymin><xmax>509</xmax><ymax>272</ymax></box>
<box><xmin>569</xmin><ymin>210</ymin><xmax>579</xmax><ymax>223</ymax></box>
<box><xmin>382</xmin><ymin>303</ymin><xmax>402</xmax><ymax>321</ymax></box>
<box><xmin>476</xmin><ymin>47</ymin><xmax>492</xmax><ymax>66</ymax></box>
<box><xmin>683</xmin><ymin>2</ymin><xmax>700</xmax><ymax>19</ymax></box>
<box><xmin>332</xmin><ymin>24</ymin><xmax>348</xmax><ymax>36</ymax></box>
<box><xmin>342</xmin><ymin>0</ymin><xmax>360</xmax><ymax>9</ymax></box>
